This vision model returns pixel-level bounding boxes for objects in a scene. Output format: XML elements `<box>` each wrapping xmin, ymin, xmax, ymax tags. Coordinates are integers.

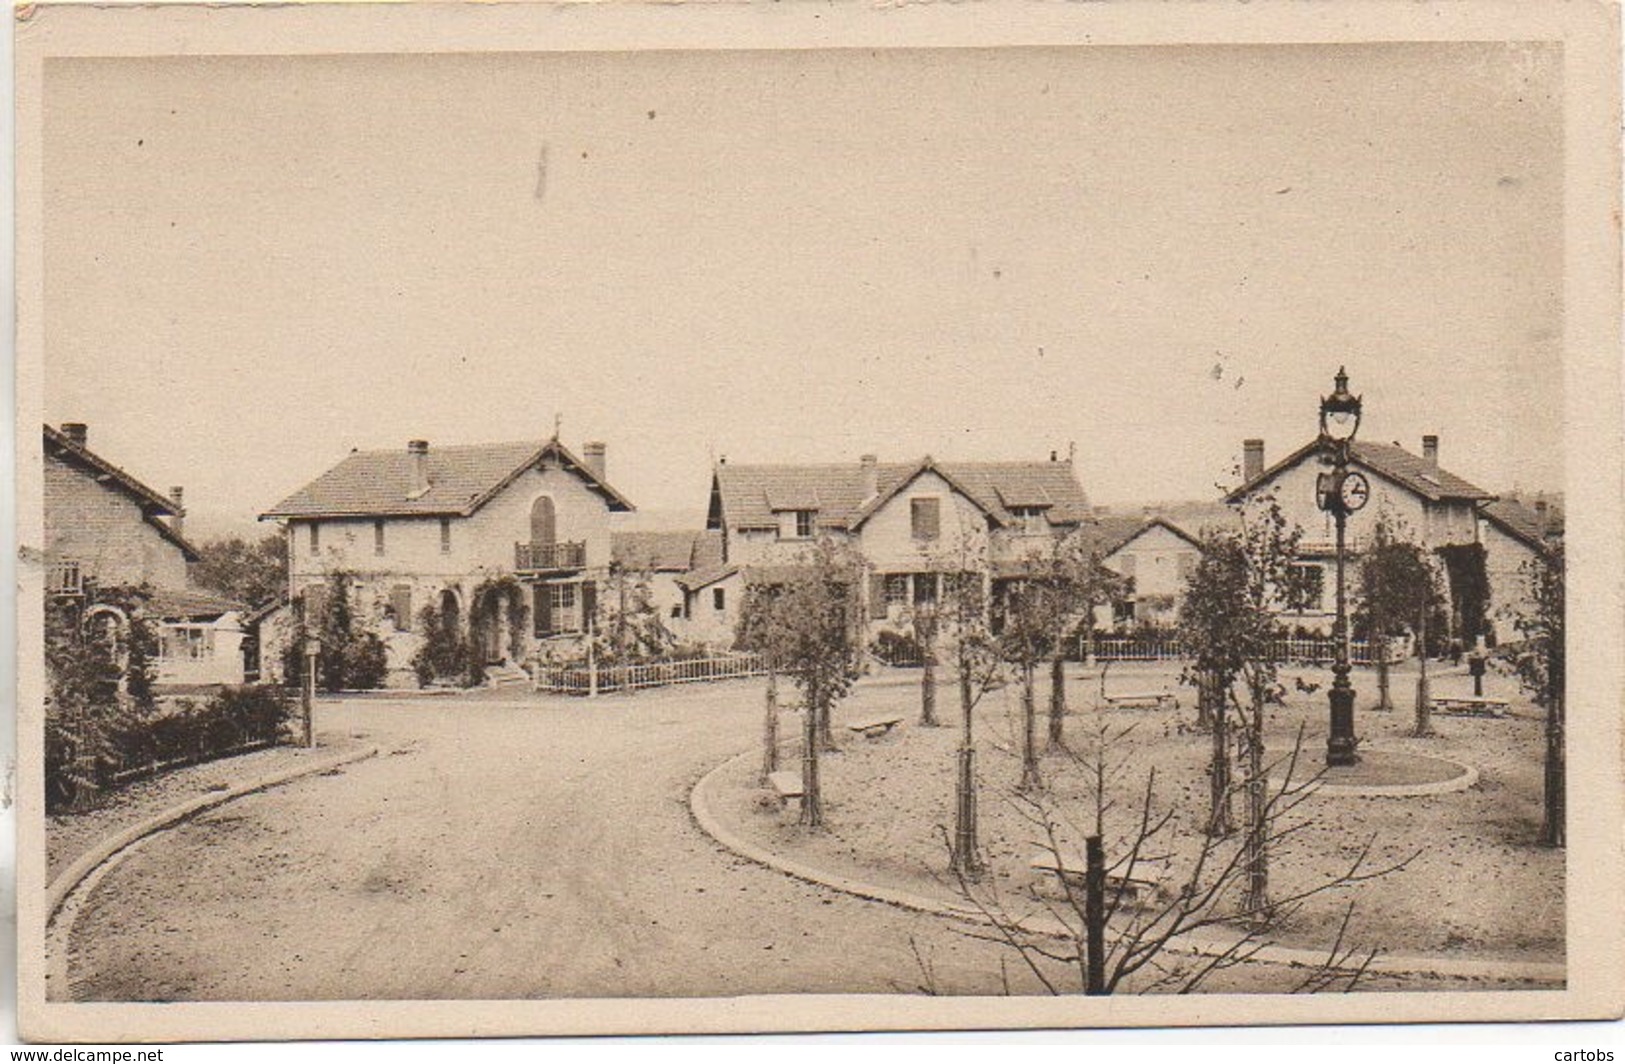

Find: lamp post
<box><xmin>1316</xmin><ymin>367</ymin><xmax>1365</xmax><ymax>767</ymax></box>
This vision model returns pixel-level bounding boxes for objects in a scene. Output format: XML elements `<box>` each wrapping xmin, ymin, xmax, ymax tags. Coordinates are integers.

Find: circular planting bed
<box><xmin>1283</xmin><ymin>748</ymin><xmax>1479</xmax><ymax>797</ymax></box>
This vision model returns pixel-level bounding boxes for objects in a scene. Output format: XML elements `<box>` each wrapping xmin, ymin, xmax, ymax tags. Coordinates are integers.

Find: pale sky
<box><xmin>43</xmin><ymin>43</ymin><xmax>1563</xmax><ymax>536</ymax></box>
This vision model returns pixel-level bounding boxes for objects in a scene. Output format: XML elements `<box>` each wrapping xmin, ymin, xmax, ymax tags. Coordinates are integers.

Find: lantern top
<box><xmin>1319</xmin><ymin>366</ymin><xmax>1362</xmax><ymax>443</ymax></box>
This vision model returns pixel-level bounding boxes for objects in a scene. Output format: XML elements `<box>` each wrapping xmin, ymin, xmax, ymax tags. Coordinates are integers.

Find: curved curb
<box><xmin>689</xmin><ymin>747</ymin><xmax>1565</xmax><ymax>985</ymax></box>
<box><xmin>1272</xmin><ymin>757</ymin><xmax>1480</xmax><ymax>799</ymax></box>
<box><xmin>47</xmin><ymin>743</ymin><xmax>381</xmax><ymax>925</ymax></box>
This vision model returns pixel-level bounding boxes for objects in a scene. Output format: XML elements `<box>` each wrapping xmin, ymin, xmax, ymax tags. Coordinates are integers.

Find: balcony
<box><xmin>515</xmin><ymin>541</ymin><xmax>587</xmax><ymax>573</ymax></box>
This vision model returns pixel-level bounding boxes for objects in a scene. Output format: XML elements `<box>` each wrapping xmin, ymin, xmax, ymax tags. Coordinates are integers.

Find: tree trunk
<box><xmin>1195</xmin><ymin>667</ymin><xmax>1215</xmax><ymax>731</ymax></box>
<box><xmin>920</xmin><ymin>645</ymin><xmax>939</xmax><ymax>727</ymax></box>
<box><xmin>1047</xmin><ymin>652</ymin><xmax>1067</xmax><ymax>750</ymax></box>
<box><xmin>1375</xmin><ymin>633</ymin><xmax>1392</xmax><ymax>711</ymax></box>
<box><xmin>1084</xmin><ymin>835</ymin><xmax>1107</xmax><ymax>996</ymax></box>
<box><xmin>817</xmin><ymin>693</ymin><xmax>836</xmax><ymax>752</ymax></box>
<box><xmin>1242</xmin><ymin>675</ymin><xmax>1270</xmax><ymax>917</ymax></box>
<box><xmin>1541</xmin><ymin>692</ymin><xmax>1565</xmax><ymax>847</ymax></box>
<box><xmin>760</xmin><ymin>665</ymin><xmax>779</xmax><ymax>784</ymax></box>
<box><xmin>1413</xmin><ymin>612</ymin><xmax>1434</xmax><ymax>738</ymax></box>
<box><xmin>1207</xmin><ymin>683</ymin><xmax>1234</xmax><ymax>836</ymax></box>
<box><xmin>1019</xmin><ymin>662</ymin><xmax>1042</xmax><ymax>792</ymax></box>
<box><xmin>800</xmin><ymin>679</ymin><xmax>824</xmax><ymax>828</ymax></box>
<box><xmin>951</xmin><ymin>656</ymin><xmax>983</xmax><ymax>879</ymax></box>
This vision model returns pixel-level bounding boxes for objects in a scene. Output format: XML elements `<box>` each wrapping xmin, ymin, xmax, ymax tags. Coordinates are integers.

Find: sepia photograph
<box><xmin>11</xmin><ymin>0</ymin><xmax>1623</xmax><ymax>1043</ymax></box>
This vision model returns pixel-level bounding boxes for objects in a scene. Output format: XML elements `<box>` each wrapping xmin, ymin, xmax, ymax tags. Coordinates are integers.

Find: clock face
<box><xmin>1339</xmin><ymin>471</ymin><xmax>1371</xmax><ymax>511</ymax></box>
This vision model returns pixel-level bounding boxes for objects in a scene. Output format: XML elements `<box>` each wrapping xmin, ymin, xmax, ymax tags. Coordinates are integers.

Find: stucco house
<box><xmin>260</xmin><ymin>435</ymin><xmax>634</xmax><ymax>686</ymax></box>
<box><xmin>1092</xmin><ymin>515</ymin><xmax>1204</xmax><ymax>628</ymax></box>
<box><xmin>1478</xmin><ymin>496</ymin><xmax>1560</xmax><ymax>643</ymax></box>
<box><xmin>608</xmin><ymin>529</ymin><xmax>724</xmax><ymax>635</ymax></box>
<box><xmin>1224</xmin><ymin>433</ymin><xmax>1532</xmax><ymax>645</ymax></box>
<box><xmin>698</xmin><ymin>452</ymin><xmax>1093</xmax><ymax>645</ymax></box>
<box><xmin>44</xmin><ymin>422</ymin><xmax>247</xmax><ymax>686</ymax></box>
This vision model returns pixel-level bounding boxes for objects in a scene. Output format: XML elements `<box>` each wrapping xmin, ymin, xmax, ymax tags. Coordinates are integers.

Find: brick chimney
<box><xmin>859</xmin><ymin>454</ymin><xmax>879</xmax><ymax>499</ymax></box>
<box><xmin>168</xmin><ymin>486</ymin><xmax>185</xmax><ymax>537</ymax></box>
<box><xmin>61</xmin><ymin>422</ymin><xmax>88</xmax><ymax>447</ymax></box>
<box><xmin>407</xmin><ymin>440</ymin><xmax>431</xmax><ymax>499</ymax></box>
<box><xmin>1243</xmin><ymin>439</ymin><xmax>1265</xmax><ymax>482</ymax></box>
<box><xmin>1422</xmin><ymin>434</ymin><xmax>1439</xmax><ymax>465</ymax></box>
<box><xmin>583</xmin><ymin>441</ymin><xmax>607</xmax><ymax>481</ymax></box>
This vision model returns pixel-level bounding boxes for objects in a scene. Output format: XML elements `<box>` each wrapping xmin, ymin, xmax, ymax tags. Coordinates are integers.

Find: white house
<box><xmin>1094</xmin><ymin>516</ymin><xmax>1204</xmax><ymax>628</ymax></box>
<box><xmin>261</xmin><ymin>435</ymin><xmax>634</xmax><ymax>686</ymax></box>
<box><xmin>1226</xmin><ymin>434</ymin><xmax>1502</xmax><ymax>642</ymax></box>
<box><xmin>699</xmin><ymin>452</ymin><xmax>1094</xmax><ymax>644</ymax></box>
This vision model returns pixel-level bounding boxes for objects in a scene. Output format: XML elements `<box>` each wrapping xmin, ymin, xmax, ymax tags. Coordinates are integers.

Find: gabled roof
<box><xmin>1480</xmin><ymin>499</ymin><xmax>1556</xmax><ymax>553</ymax></box>
<box><xmin>262</xmin><ymin>437</ymin><xmax>634</xmax><ymax>520</ymax></box>
<box><xmin>611</xmin><ymin>530</ymin><xmax>722</xmax><ymax>573</ymax></box>
<box><xmin>709</xmin><ymin>457</ymin><xmax>1091</xmax><ymax>533</ymax></box>
<box><xmin>1225</xmin><ymin>438</ymin><xmax>1495</xmax><ymax>505</ymax></box>
<box><xmin>44</xmin><ymin>424</ymin><xmax>201</xmax><ymax>562</ymax></box>
<box><xmin>1098</xmin><ymin>516</ymin><xmax>1203</xmax><ymax>557</ymax></box>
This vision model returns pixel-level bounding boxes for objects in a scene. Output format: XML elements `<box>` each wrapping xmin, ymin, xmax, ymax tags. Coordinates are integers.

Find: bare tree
<box><xmin>949</xmin><ymin>722</ymin><xmax>1414</xmax><ymax>995</ymax></box>
<box><xmin>1037</xmin><ymin>533</ymin><xmax>1130</xmax><ymax>752</ymax></box>
<box><xmin>936</xmin><ymin>561</ymin><xmax>1004</xmax><ymax>879</ymax></box>
<box><xmin>995</xmin><ymin>573</ymin><xmax>1070</xmax><ymax>793</ymax></box>
<box><xmin>912</xmin><ymin>602</ymin><xmax>941</xmax><ymax>728</ymax></box>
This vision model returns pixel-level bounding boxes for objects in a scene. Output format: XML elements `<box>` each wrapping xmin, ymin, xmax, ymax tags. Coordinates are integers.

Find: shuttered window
<box><xmin>713</xmin><ymin>587</ymin><xmax>726</xmax><ymax>612</ymax></box>
<box><xmin>534</xmin><ymin>584</ymin><xmax>554</xmax><ymax>637</ymax></box>
<box><xmin>440</xmin><ymin>518</ymin><xmax>452</xmax><ymax>554</ymax></box>
<box><xmin>911</xmin><ymin>498</ymin><xmax>941</xmax><ymax>541</ymax></box>
<box><xmin>375</xmin><ymin>520</ymin><xmax>386</xmax><ymax>556</ymax></box>
<box><xmin>309</xmin><ymin>522</ymin><xmax>320</xmax><ymax>555</ymax></box>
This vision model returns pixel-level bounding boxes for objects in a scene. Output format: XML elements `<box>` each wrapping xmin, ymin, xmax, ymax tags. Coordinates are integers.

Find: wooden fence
<box><xmin>533</xmin><ymin>653</ymin><xmax>767</xmax><ymax>696</ymax></box>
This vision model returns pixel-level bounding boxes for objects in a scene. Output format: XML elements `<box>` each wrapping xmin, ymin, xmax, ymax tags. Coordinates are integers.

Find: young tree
<box><xmin>1037</xmin><ymin>533</ymin><xmax>1130</xmax><ymax>752</ymax></box>
<box><xmin>286</xmin><ymin>571</ymin><xmax>388</xmax><ymax>692</ymax></box>
<box><xmin>912</xmin><ymin>602</ymin><xmax>941</xmax><ymax>728</ymax></box>
<box><xmin>1510</xmin><ymin>543</ymin><xmax>1565</xmax><ymax>848</ymax></box>
<box><xmin>936</xmin><ymin>565</ymin><xmax>1004</xmax><ymax>879</ymax></box>
<box><xmin>192</xmin><ymin>529</ymin><xmax>289</xmax><ymax>609</ymax></box>
<box><xmin>950</xmin><ymin>723</ymin><xmax>1414</xmax><ymax>995</ymax></box>
<box><xmin>1355</xmin><ymin>516</ymin><xmax>1443</xmax><ymax>724</ymax></box>
<box><xmin>996</xmin><ymin>573</ymin><xmax>1069</xmax><ymax>793</ymax></box>
<box><xmin>734</xmin><ymin>539</ymin><xmax>866</xmax><ymax>828</ymax></box>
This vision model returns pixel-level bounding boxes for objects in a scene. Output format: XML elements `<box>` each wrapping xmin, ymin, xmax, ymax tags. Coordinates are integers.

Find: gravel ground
<box><xmin>46</xmin><ymin>733</ymin><xmax>373</xmax><ymax>882</ymax></box>
<box><xmin>709</xmin><ymin>660</ymin><xmax>1564</xmax><ymax>979</ymax></box>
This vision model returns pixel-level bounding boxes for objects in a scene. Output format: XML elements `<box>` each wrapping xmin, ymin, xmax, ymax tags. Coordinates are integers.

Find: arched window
<box><xmin>530</xmin><ymin>496</ymin><xmax>556</xmax><ymax>547</ymax></box>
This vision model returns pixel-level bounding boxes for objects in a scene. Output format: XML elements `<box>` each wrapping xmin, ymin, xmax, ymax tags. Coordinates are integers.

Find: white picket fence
<box><xmin>1087</xmin><ymin>636</ymin><xmax>1407</xmax><ymax>666</ymax></box>
<box><xmin>533</xmin><ymin>653</ymin><xmax>767</xmax><ymax>696</ymax></box>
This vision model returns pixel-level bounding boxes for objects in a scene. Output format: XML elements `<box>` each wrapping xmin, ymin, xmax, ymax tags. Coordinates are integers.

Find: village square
<box><xmin>40</xmin><ymin>366</ymin><xmax>1568</xmax><ymax>1001</ymax></box>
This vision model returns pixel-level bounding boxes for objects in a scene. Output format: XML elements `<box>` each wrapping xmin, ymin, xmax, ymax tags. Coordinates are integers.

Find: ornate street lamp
<box><xmin>1316</xmin><ymin>367</ymin><xmax>1366</xmax><ymax>767</ymax></box>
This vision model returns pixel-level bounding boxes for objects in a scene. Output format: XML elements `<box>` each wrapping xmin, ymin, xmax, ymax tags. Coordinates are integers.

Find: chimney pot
<box><xmin>61</xmin><ymin>423</ymin><xmax>88</xmax><ymax>447</ymax></box>
<box><xmin>1422</xmin><ymin>435</ymin><xmax>1439</xmax><ymax>465</ymax></box>
<box><xmin>407</xmin><ymin>440</ymin><xmax>431</xmax><ymax>498</ymax></box>
<box><xmin>583</xmin><ymin>441</ymin><xmax>607</xmax><ymax>481</ymax></box>
<box><xmin>1242</xmin><ymin>438</ymin><xmax>1265</xmax><ymax>483</ymax></box>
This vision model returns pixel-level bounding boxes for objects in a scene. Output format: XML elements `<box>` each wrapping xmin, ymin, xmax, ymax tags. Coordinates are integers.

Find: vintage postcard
<box><xmin>12</xmin><ymin>0</ymin><xmax>1623</xmax><ymax>1043</ymax></box>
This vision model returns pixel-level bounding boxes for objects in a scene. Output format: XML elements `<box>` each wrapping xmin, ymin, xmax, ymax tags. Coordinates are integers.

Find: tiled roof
<box><xmin>711</xmin><ymin>457</ymin><xmax>1091</xmax><ymax>533</ymax></box>
<box><xmin>143</xmin><ymin>585</ymin><xmax>247</xmax><ymax>620</ymax></box>
<box><xmin>1481</xmin><ymin>499</ymin><xmax>1555</xmax><ymax>552</ymax></box>
<box><xmin>262</xmin><ymin>438</ymin><xmax>634</xmax><ymax>519</ymax></box>
<box><xmin>674</xmin><ymin>563</ymin><xmax>739</xmax><ymax>592</ymax></box>
<box><xmin>611</xmin><ymin>530</ymin><xmax>720</xmax><ymax>572</ymax></box>
<box><xmin>1095</xmin><ymin>516</ymin><xmax>1203</xmax><ymax>557</ymax></box>
<box><xmin>1226</xmin><ymin>438</ymin><xmax>1495</xmax><ymax>504</ymax></box>
<box><xmin>44</xmin><ymin>424</ymin><xmax>202</xmax><ymax>562</ymax></box>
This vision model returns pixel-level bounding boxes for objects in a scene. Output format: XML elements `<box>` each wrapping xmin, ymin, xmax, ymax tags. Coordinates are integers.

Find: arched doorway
<box><xmin>530</xmin><ymin>496</ymin><xmax>556</xmax><ymax>547</ymax></box>
<box><xmin>471</xmin><ymin>583</ymin><xmax>522</xmax><ymax>665</ymax></box>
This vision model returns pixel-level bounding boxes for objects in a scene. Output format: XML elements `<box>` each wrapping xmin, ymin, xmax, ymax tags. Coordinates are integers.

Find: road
<box><xmin>60</xmin><ymin>682</ymin><xmax>1044</xmax><ymax>1001</ymax></box>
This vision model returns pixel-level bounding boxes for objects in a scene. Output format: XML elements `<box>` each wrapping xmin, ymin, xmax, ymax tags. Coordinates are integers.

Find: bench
<box><xmin>847</xmin><ymin>715</ymin><xmax>904</xmax><ymax>739</ymax></box>
<box><xmin>1029</xmin><ymin>854</ymin><xmax>1161</xmax><ymax>904</ymax></box>
<box><xmin>1432</xmin><ymin>695</ymin><xmax>1510</xmax><ymax>718</ymax></box>
<box><xmin>767</xmin><ymin>770</ymin><xmax>805</xmax><ymax>807</ymax></box>
<box><xmin>1103</xmin><ymin>691</ymin><xmax>1177</xmax><ymax>711</ymax></box>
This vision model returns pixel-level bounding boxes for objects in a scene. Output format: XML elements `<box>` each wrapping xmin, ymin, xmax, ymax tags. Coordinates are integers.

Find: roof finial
<box><xmin>553</xmin><ymin>412</ymin><xmax>563</xmax><ymax>441</ymax></box>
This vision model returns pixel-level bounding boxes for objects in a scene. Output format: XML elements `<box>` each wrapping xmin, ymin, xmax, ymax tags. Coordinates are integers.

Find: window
<box><xmin>539</xmin><ymin>583</ymin><xmax>580</xmax><ymax>635</ymax></box>
<box><xmin>670</xmin><ymin>604</ymin><xmax>683</xmax><ymax>620</ymax></box>
<box><xmin>1113</xmin><ymin>599</ymin><xmax>1137</xmax><ymax>625</ymax></box>
<box><xmin>309</xmin><ymin>522</ymin><xmax>320</xmax><ymax>555</ymax></box>
<box><xmin>913</xmin><ymin>573</ymin><xmax>939</xmax><ymax>606</ymax></box>
<box><xmin>883</xmin><ymin>574</ymin><xmax>909</xmax><ymax>607</ymax></box>
<box><xmin>713</xmin><ymin>587</ymin><xmax>727</xmax><ymax>612</ymax></box>
<box><xmin>440</xmin><ymin>517</ymin><xmax>452</xmax><ymax>554</ymax></box>
<box><xmin>47</xmin><ymin>560</ymin><xmax>82</xmax><ymax>596</ymax></box>
<box><xmin>160</xmin><ymin>624</ymin><xmax>215</xmax><ymax>661</ymax></box>
<box><xmin>1284</xmin><ymin>563</ymin><xmax>1326</xmax><ymax>613</ymax></box>
<box><xmin>374</xmin><ymin>520</ymin><xmax>386</xmax><ymax>556</ymax></box>
<box><xmin>911</xmin><ymin>497</ymin><xmax>941</xmax><ymax>541</ymax></box>
<box><xmin>389</xmin><ymin>584</ymin><xmax>413</xmax><ymax>632</ymax></box>
<box><xmin>1011</xmin><ymin>506</ymin><xmax>1047</xmax><ymax>534</ymax></box>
